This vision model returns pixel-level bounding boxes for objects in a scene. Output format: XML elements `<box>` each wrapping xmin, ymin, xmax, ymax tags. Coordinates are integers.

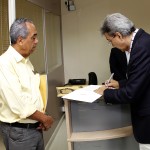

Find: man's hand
<box><xmin>94</xmin><ymin>85</ymin><xmax>108</xmax><ymax>95</ymax></box>
<box><xmin>29</xmin><ymin>111</ymin><xmax>54</xmax><ymax>131</ymax></box>
<box><xmin>40</xmin><ymin>115</ymin><xmax>54</xmax><ymax>131</ymax></box>
<box><xmin>94</xmin><ymin>79</ymin><xmax>119</xmax><ymax>95</ymax></box>
<box><xmin>105</xmin><ymin>79</ymin><xmax>119</xmax><ymax>89</ymax></box>
<box><xmin>36</xmin><ymin>115</ymin><xmax>54</xmax><ymax>131</ymax></box>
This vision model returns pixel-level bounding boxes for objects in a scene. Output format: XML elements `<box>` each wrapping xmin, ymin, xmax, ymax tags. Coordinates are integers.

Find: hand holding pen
<box><xmin>105</xmin><ymin>73</ymin><xmax>114</xmax><ymax>87</ymax></box>
<box><xmin>95</xmin><ymin>73</ymin><xmax>118</xmax><ymax>95</ymax></box>
<box><xmin>105</xmin><ymin>74</ymin><xmax>120</xmax><ymax>89</ymax></box>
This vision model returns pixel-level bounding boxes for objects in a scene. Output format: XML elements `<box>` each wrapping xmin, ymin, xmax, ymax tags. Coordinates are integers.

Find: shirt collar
<box><xmin>129</xmin><ymin>28</ymin><xmax>139</xmax><ymax>52</ymax></box>
<box><xmin>8</xmin><ymin>45</ymin><xmax>29</xmax><ymax>64</ymax></box>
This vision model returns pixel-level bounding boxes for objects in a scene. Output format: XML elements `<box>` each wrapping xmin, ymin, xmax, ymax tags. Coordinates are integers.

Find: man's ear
<box><xmin>115</xmin><ymin>32</ymin><xmax>123</xmax><ymax>40</ymax></box>
<box><xmin>17</xmin><ymin>36</ymin><xmax>23</xmax><ymax>46</ymax></box>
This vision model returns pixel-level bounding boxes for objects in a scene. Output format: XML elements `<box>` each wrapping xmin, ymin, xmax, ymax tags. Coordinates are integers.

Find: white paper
<box><xmin>62</xmin><ymin>85</ymin><xmax>102</xmax><ymax>103</ymax></box>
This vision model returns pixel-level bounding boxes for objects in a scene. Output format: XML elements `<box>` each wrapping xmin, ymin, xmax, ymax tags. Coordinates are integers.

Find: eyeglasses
<box><xmin>107</xmin><ymin>35</ymin><xmax>115</xmax><ymax>45</ymax></box>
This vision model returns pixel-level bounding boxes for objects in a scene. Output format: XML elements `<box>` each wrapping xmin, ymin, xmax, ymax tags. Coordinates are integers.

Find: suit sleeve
<box><xmin>104</xmin><ymin>45</ymin><xmax>150</xmax><ymax>104</ymax></box>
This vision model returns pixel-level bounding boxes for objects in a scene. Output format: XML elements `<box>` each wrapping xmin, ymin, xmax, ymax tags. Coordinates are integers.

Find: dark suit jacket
<box><xmin>104</xmin><ymin>29</ymin><xmax>150</xmax><ymax>143</ymax></box>
<box><xmin>109</xmin><ymin>48</ymin><xmax>127</xmax><ymax>81</ymax></box>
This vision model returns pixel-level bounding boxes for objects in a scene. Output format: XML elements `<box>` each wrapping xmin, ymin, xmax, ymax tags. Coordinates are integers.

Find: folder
<box><xmin>40</xmin><ymin>74</ymin><xmax>48</xmax><ymax>112</ymax></box>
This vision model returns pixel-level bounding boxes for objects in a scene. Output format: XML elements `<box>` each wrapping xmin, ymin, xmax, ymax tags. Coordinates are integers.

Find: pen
<box><xmin>105</xmin><ymin>73</ymin><xmax>114</xmax><ymax>87</ymax></box>
<box><xmin>107</xmin><ymin>73</ymin><xmax>114</xmax><ymax>83</ymax></box>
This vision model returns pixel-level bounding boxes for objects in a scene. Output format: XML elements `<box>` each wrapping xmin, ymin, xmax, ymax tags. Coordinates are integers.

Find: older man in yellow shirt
<box><xmin>0</xmin><ymin>18</ymin><xmax>53</xmax><ymax>150</ymax></box>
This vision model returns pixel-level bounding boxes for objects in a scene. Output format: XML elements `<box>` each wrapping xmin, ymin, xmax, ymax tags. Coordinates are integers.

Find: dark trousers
<box><xmin>0</xmin><ymin>123</ymin><xmax>44</xmax><ymax>150</ymax></box>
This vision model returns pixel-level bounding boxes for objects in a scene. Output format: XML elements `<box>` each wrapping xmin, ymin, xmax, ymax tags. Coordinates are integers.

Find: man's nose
<box><xmin>35</xmin><ymin>38</ymin><xmax>38</xmax><ymax>44</ymax></box>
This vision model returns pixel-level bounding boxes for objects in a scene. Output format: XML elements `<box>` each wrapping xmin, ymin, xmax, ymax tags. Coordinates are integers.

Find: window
<box><xmin>16</xmin><ymin>0</ymin><xmax>45</xmax><ymax>73</ymax></box>
<box><xmin>45</xmin><ymin>12</ymin><xmax>62</xmax><ymax>71</ymax></box>
<box><xmin>15</xmin><ymin>0</ymin><xmax>62</xmax><ymax>73</ymax></box>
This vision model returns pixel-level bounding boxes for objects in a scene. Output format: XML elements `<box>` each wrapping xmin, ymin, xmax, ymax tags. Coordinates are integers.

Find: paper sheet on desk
<box><xmin>62</xmin><ymin>85</ymin><xmax>102</xmax><ymax>103</ymax></box>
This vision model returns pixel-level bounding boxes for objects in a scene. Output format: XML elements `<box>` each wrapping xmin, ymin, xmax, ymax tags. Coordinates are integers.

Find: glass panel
<box><xmin>45</xmin><ymin>12</ymin><xmax>62</xmax><ymax>71</ymax></box>
<box><xmin>16</xmin><ymin>0</ymin><xmax>45</xmax><ymax>73</ymax></box>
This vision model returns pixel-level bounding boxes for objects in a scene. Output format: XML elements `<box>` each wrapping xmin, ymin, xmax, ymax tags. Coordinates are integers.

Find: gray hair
<box><xmin>100</xmin><ymin>13</ymin><xmax>136</xmax><ymax>36</ymax></box>
<box><xmin>10</xmin><ymin>18</ymin><xmax>33</xmax><ymax>44</ymax></box>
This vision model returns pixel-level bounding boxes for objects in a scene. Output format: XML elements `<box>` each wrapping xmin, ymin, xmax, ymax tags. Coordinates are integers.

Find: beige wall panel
<box><xmin>61</xmin><ymin>0</ymin><xmax>150</xmax><ymax>84</ymax></box>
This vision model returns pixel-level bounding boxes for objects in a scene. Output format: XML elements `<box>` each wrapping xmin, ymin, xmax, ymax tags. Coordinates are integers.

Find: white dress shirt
<box><xmin>126</xmin><ymin>28</ymin><xmax>139</xmax><ymax>64</ymax></box>
<box><xmin>0</xmin><ymin>46</ymin><xmax>44</xmax><ymax>123</ymax></box>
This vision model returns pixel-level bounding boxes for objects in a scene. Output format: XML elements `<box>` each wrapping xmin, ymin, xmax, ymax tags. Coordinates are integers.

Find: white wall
<box><xmin>61</xmin><ymin>0</ymin><xmax>150</xmax><ymax>84</ymax></box>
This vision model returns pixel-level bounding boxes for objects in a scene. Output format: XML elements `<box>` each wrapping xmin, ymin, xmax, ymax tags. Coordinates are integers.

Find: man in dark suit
<box><xmin>95</xmin><ymin>13</ymin><xmax>150</xmax><ymax>150</ymax></box>
<box><xmin>109</xmin><ymin>47</ymin><xmax>127</xmax><ymax>81</ymax></box>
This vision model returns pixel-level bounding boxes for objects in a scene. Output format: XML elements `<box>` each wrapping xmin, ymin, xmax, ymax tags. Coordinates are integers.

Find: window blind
<box><xmin>0</xmin><ymin>0</ymin><xmax>9</xmax><ymax>54</ymax></box>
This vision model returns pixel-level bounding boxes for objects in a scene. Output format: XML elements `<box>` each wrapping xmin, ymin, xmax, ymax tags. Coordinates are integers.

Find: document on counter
<box><xmin>62</xmin><ymin>85</ymin><xmax>102</xmax><ymax>103</ymax></box>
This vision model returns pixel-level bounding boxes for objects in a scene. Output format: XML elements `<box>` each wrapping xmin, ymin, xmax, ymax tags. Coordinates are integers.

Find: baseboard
<box><xmin>45</xmin><ymin>114</ymin><xmax>65</xmax><ymax>150</ymax></box>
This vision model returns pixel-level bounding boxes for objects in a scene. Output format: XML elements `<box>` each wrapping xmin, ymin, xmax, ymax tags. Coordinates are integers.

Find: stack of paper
<box><xmin>62</xmin><ymin>85</ymin><xmax>102</xmax><ymax>103</ymax></box>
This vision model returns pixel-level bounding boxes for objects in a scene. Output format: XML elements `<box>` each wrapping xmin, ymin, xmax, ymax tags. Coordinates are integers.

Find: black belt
<box><xmin>2</xmin><ymin>122</ymin><xmax>40</xmax><ymax>129</ymax></box>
